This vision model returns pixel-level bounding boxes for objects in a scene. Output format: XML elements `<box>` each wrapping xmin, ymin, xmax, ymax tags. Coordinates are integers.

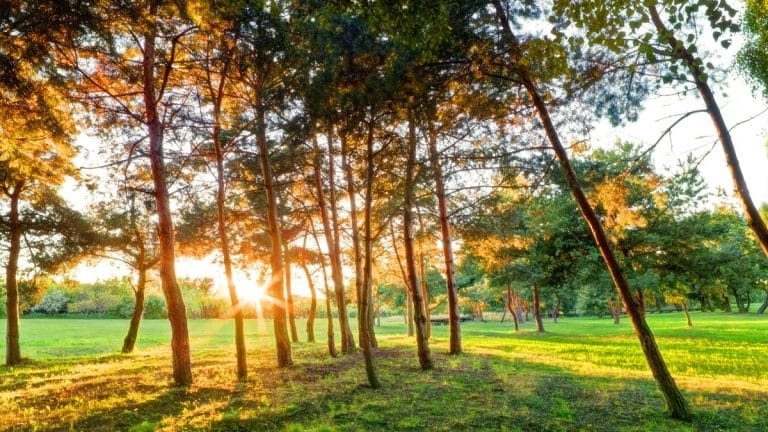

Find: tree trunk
<box><xmin>552</xmin><ymin>295</ymin><xmax>561</xmax><ymax>323</ymax></box>
<box><xmin>342</xmin><ymin>130</ymin><xmax>366</xmax><ymax>349</ymax></box>
<box><xmin>419</xmin><ymin>253</ymin><xmax>431</xmax><ymax>339</ymax></box>
<box><xmin>757</xmin><ymin>289</ymin><xmax>768</xmax><ymax>314</ymax></box>
<box><xmin>256</xmin><ymin>99</ymin><xmax>292</xmax><ymax>368</ymax></box>
<box><xmin>507</xmin><ymin>285</ymin><xmax>519</xmax><ymax>331</ymax></box>
<box><xmin>311</xmin><ymin>224</ymin><xmax>337</xmax><ymax>357</ymax></box>
<box><xmin>142</xmin><ymin>14</ymin><xmax>191</xmax><ymax>386</ymax></box>
<box><xmin>330</xmin><ymin>131</ymin><xmax>356</xmax><ymax>353</ymax></box>
<box><xmin>5</xmin><ymin>183</ymin><xmax>23</xmax><ymax>366</ymax></box>
<box><xmin>284</xmin><ymin>249</ymin><xmax>299</xmax><ymax>343</ymax></box>
<box><xmin>533</xmin><ymin>284</ymin><xmax>544</xmax><ymax>333</ymax></box>
<box><xmin>647</xmin><ymin>6</ymin><xmax>768</xmax><ymax>261</ymax></box>
<box><xmin>300</xmin><ymin>259</ymin><xmax>317</xmax><ymax>343</ymax></box>
<box><xmin>211</xmin><ymin>78</ymin><xmax>247</xmax><ymax>379</ymax></box>
<box><xmin>491</xmin><ymin>1</ymin><xmax>690</xmax><ymax>420</ymax></box>
<box><xmin>404</xmin><ymin>113</ymin><xmax>434</xmax><ymax>370</ymax></box>
<box><xmin>360</xmin><ymin>117</ymin><xmax>381</xmax><ymax>388</ymax></box>
<box><xmin>122</xmin><ymin>265</ymin><xmax>147</xmax><ymax>354</ymax></box>
<box><xmin>390</xmin><ymin>222</ymin><xmax>414</xmax><ymax>336</ymax></box>
<box><xmin>682</xmin><ymin>303</ymin><xmax>693</xmax><ymax>328</ymax></box>
<box><xmin>426</xmin><ymin>122</ymin><xmax>462</xmax><ymax>353</ymax></box>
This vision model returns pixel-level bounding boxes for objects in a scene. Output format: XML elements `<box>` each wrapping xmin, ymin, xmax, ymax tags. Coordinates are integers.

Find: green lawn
<box><xmin>1</xmin><ymin>312</ymin><xmax>766</xmax><ymax>431</ymax></box>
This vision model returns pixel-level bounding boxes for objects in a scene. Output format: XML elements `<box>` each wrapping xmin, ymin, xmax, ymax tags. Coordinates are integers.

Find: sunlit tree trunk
<box><xmin>142</xmin><ymin>9</ymin><xmax>191</xmax><ymax>385</ymax></box>
<box><xmin>390</xmin><ymin>222</ymin><xmax>414</xmax><ymax>336</ymax></box>
<box><xmin>404</xmin><ymin>113</ymin><xmax>433</xmax><ymax>370</ymax></box>
<box><xmin>256</xmin><ymin>97</ymin><xmax>292</xmax><ymax>368</ymax></box>
<box><xmin>507</xmin><ymin>284</ymin><xmax>519</xmax><ymax>331</ymax></box>
<box><xmin>313</xmin><ymin>134</ymin><xmax>354</xmax><ymax>353</ymax></box>
<box><xmin>310</xmin><ymin>224</ymin><xmax>337</xmax><ymax>357</ymax></box>
<box><xmin>426</xmin><ymin>121</ymin><xmax>461</xmax><ymax>354</ymax></box>
<box><xmin>300</xmin><ymin>258</ymin><xmax>317</xmax><ymax>343</ymax></box>
<box><xmin>284</xmin><ymin>246</ymin><xmax>299</xmax><ymax>343</ymax></box>
<box><xmin>360</xmin><ymin>117</ymin><xmax>381</xmax><ymax>388</ymax></box>
<box><xmin>682</xmin><ymin>303</ymin><xmax>693</xmax><ymax>328</ymax></box>
<box><xmin>491</xmin><ymin>0</ymin><xmax>690</xmax><ymax>420</ymax></box>
<box><xmin>342</xmin><ymin>131</ymin><xmax>366</xmax><ymax>348</ymax></box>
<box><xmin>4</xmin><ymin>182</ymin><xmax>23</xmax><ymax>366</ymax></box>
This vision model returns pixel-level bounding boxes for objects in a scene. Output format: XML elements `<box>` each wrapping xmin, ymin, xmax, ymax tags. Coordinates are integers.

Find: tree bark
<box><xmin>426</xmin><ymin>121</ymin><xmax>462</xmax><ymax>353</ymax></box>
<box><xmin>360</xmin><ymin>116</ymin><xmax>381</xmax><ymax>388</ymax></box>
<box><xmin>4</xmin><ymin>182</ymin><xmax>23</xmax><ymax>366</ymax></box>
<box><xmin>404</xmin><ymin>113</ymin><xmax>434</xmax><ymax>370</ymax></box>
<box><xmin>342</xmin><ymin>130</ymin><xmax>365</xmax><ymax>348</ymax></box>
<box><xmin>682</xmin><ymin>303</ymin><xmax>693</xmax><ymax>328</ymax></box>
<box><xmin>284</xmin><ymin>248</ymin><xmax>299</xmax><ymax>343</ymax></box>
<box><xmin>507</xmin><ymin>285</ymin><xmax>519</xmax><ymax>331</ymax></box>
<box><xmin>210</xmin><ymin>68</ymin><xmax>247</xmax><ymax>379</ymax></box>
<box><xmin>310</xmin><ymin>223</ymin><xmax>337</xmax><ymax>357</ymax></box>
<box><xmin>122</xmin><ymin>265</ymin><xmax>147</xmax><ymax>354</ymax></box>
<box><xmin>419</xmin><ymin>253</ymin><xmax>432</xmax><ymax>339</ymax></box>
<box><xmin>533</xmin><ymin>284</ymin><xmax>544</xmax><ymax>333</ymax></box>
<box><xmin>491</xmin><ymin>0</ymin><xmax>690</xmax><ymax>420</ymax></box>
<box><xmin>142</xmin><ymin>11</ymin><xmax>191</xmax><ymax>385</ymax></box>
<box><xmin>300</xmin><ymin>259</ymin><xmax>317</xmax><ymax>343</ymax></box>
<box><xmin>757</xmin><ymin>289</ymin><xmax>768</xmax><ymax>314</ymax></box>
<box><xmin>330</xmin><ymin>131</ymin><xmax>356</xmax><ymax>353</ymax></box>
<box><xmin>390</xmin><ymin>222</ymin><xmax>414</xmax><ymax>336</ymax></box>
<box><xmin>256</xmin><ymin>98</ymin><xmax>292</xmax><ymax>368</ymax></box>
<box><xmin>647</xmin><ymin>5</ymin><xmax>768</xmax><ymax>261</ymax></box>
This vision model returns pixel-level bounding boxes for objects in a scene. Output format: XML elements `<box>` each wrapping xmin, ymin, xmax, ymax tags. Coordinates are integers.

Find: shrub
<box><xmin>31</xmin><ymin>289</ymin><xmax>70</xmax><ymax>314</ymax></box>
<box><xmin>143</xmin><ymin>294</ymin><xmax>167</xmax><ymax>319</ymax></box>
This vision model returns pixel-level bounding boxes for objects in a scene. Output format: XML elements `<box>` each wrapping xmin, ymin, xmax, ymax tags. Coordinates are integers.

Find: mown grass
<box><xmin>1</xmin><ymin>311</ymin><xmax>766</xmax><ymax>431</ymax></box>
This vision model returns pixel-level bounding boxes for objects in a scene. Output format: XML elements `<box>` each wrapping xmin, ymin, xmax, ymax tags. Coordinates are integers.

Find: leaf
<box><xmin>721</xmin><ymin>39</ymin><xmax>731</xmax><ymax>49</ymax></box>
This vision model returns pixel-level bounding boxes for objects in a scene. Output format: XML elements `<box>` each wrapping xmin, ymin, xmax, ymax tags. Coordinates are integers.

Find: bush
<box><xmin>31</xmin><ymin>289</ymin><xmax>70</xmax><ymax>314</ymax></box>
<box><xmin>143</xmin><ymin>294</ymin><xmax>167</xmax><ymax>319</ymax></box>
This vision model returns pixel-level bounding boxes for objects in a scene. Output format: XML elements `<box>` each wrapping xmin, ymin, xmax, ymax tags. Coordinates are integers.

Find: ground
<box><xmin>0</xmin><ymin>312</ymin><xmax>766</xmax><ymax>431</ymax></box>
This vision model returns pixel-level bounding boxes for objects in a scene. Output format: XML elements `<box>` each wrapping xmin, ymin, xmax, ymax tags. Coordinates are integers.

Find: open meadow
<box><xmin>1</xmin><ymin>312</ymin><xmax>766</xmax><ymax>432</ymax></box>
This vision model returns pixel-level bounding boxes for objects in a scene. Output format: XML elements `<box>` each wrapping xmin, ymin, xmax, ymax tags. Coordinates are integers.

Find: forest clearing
<box><xmin>1</xmin><ymin>313</ymin><xmax>766</xmax><ymax>432</ymax></box>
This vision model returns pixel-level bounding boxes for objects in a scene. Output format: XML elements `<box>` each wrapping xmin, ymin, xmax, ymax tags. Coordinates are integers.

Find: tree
<box><xmin>488</xmin><ymin>0</ymin><xmax>690</xmax><ymax>419</ymax></box>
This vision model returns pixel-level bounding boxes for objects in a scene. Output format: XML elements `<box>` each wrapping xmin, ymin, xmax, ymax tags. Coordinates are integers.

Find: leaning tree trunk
<box><xmin>491</xmin><ymin>0</ymin><xmax>690</xmax><ymax>420</ymax></box>
<box><xmin>404</xmin><ymin>113</ymin><xmax>434</xmax><ymax>370</ymax></box>
<box><xmin>647</xmin><ymin>6</ymin><xmax>768</xmax><ymax>261</ymax></box>
<box><xmin>122</xmin><ymin>264</ymin><xmax>149</xmax><ymax>354</ymax></box>
<box><xmin>142</xmin><ymin>15</ymin><xmax>191</xmax><ymax>386</ymax></box>
<box><xmin>682</xmin><ymin>303</ymin><xmax>693</xmax><ymax>328</ymax></box>
<box><xmin>256</xmin><ymin>100</ymin><xmax>292</xmax><ymax>368</ymax></box>
<box><xmin>419</xmin><ymin>253</ymin><xmax>432</xmax><ymax>339</ymax></box>
<box><xmin>426</xmin><ymin>121</ymin><xmax>462</xmax><ymax>354</ymax></box>
<box><xmin>4</xmin><ymin>183</ymin><xmax>23</xmax><ymax>366</ymax></box>
<box><xmin>757</xmin><ymin>288</ymin><xmax>768</xmax><ymax>314</ymax></box>
<box><xmin>359</xmin><ymin>117</ymin><xmax>381</xmax><ymax>388</ymax></box>
<box><xmin>330</xmin><ymin>131</ymin><xmax>356</xmax><ymax>353</ymax></box>
<box><xmin>533</xmin><ymin>284</ymin><xmax>545</xmax><ymax>333</ymax></box>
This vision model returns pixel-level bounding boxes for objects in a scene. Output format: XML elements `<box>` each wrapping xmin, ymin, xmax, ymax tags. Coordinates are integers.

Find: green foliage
<box><xmin>30</xmin><ymin>289</ymin><xmax>69</xmax><ymax>314</ymax></box>
<box><xmin>737</xmin><ymin>0</ymin><xmax>768</xmax><ymax>98</ymax></box>
<box><xmin>66</xmin><ymin>280</ymin><xmax>132</xmax><ymax>318</ymax></box>
<box><xmin>142</xmin><ymin>294</ymin><xmax>167</xmax><ymax>319</ymax></box>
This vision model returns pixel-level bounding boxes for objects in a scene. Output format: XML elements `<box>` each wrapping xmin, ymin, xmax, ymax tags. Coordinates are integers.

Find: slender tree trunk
<box><xmin>310</xmin><ymin>224</ymin><xmax>337</xmax><ymax>357</ymax></box>
<box><xmin>342</xmin><ymin>131</ymin><xmax>366</xmax><ymax>348</ymax></box>
<box><xmin>419</xmin><ymin>253</ymin><xmax>431</xmax><ymax>339</ymax></box>
<box><xmin>284</xmin><ymin>248</ymin><xmax>299</xmax><ymax>343</ymax></box>
<box><xmin>256</xmin><ymin>99</ymin><xmax>292</xmax><ymax>368</ymax></box>
<box><xmin>426</xmin><ymin>121</ymin><xmax>462</xmax><ymax>353</ymax></box>
<box><xmin>330</xmin><ymin>131</ymin><xmax>356</xmax><ymax>353</ymax></box>
<box><xmin>507</xmin><ymin>285</ymin><xmax>519</xmax><ymax>331</ymax></box>
<box><xmin>360</xmin><ymin>117</ymin><xmax>381</xmax><ymax>388</ymax></box>
<box><xmin>142</xmin><ymin>14</ymin><xmax>191</xmax><ymax>385</ymax></box>
<box><xmin>404</xmin><ymin>113</ymin><xmax>433</xmax><ymax>370</ymax></box>
<box><xmin>533</xmin><ymin>284</ymin><xmax>544</xmax><ymax>333</ymax></box>
<box><xmin>647</xmin><ymin>6</ymin><xmax>768</xmax><ymax>262</ymax></box>
<box><xmin>4</xmin><ymin>183</ymin><xmax>23</xmax><ymax>366</ymax></box>
<box><xmin>390</xmin><ymin>222</ymin><xmax>414</xmax><ymax>336</ymax></box>
<box><xmin>301</xmin><ymin>260</ymin><xmax>317</xmax><ymax>343</ymax></box>
<box><xmin>682</xmin><ymin>303</ymin><xmax>693</xmax><ymax>328</ymax></box>
<box><xmin>552</xmin><ymin>295</ymin><xmax>561</xmax><ymax>323</ymax></box>
<box><xmin>491</xmin><ymin>1</ymin><xmax>690</xmax><ymax>420</ymax></box>
<box><xmin>122</xmin><ymin>265</ymin><xmax>147</xmax><ymax>354</ymax></box>
<box><xmin>211</xmin><ymin>79</ymin><xmax>247</xmax><ymax>379</ymax></box>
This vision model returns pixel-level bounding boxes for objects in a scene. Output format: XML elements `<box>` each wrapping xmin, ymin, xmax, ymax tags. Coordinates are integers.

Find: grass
<box><xmin>0</xmin><ymin>311</ymin><xmax>766</xmax><ymax>431</ymax></box>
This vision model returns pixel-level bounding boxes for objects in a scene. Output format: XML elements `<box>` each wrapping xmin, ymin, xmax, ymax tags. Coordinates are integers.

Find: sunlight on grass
<box><xmin>1</xmin><ymin>312</ymin><xmax>766</xmax><ymax>431</ymax></box>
